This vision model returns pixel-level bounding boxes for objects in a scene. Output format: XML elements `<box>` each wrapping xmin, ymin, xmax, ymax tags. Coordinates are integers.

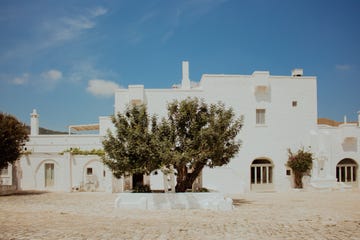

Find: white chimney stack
<box><xmin>30</xmin><ymin>109</ymin><xmax>39</xmax><ymax>136</ymax></box>
<box><xmin>181</xmin><ymin>61</ymin><xmax>191</xmax><ymax>89</ymax></box>
<box><xmin>291</xmin><ymin>69</ymin><xmax>303</xmax><ymax>77</ymax></box>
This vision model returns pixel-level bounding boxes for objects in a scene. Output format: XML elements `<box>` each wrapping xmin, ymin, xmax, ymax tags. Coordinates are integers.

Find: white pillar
<box><xmin>30</xmin><ymin>109</ymin><xmax>39</xmax><ymax>136</ymax></box>
<box><xmin>254</xmin><ymin>167</ymin><xmax>257</xmax><ymax>184</ymax></box>
<box><xmin>181</xmin><ymin>61</ymin><xmax>191</xmax><ymax>89</ymax></box>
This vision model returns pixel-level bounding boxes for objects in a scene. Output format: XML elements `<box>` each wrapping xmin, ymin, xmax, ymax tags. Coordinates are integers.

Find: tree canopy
<box><xmin>102</xmin><ymin>105</ymin><xmax>162</xmax><ymax>178</ymax></box>
<box><xmin>102</xmin><ymin>98</ymin><xmax>243</xmax><ymax>192</ymax></box>
<box><xmin>0</xmin><ymin>112</ymin><xmax>29</xmax><ymax>170</ymax></box>
<box><xmin>159</xmin><ymin>98</ymin><xmax>243</xmax><ymax>192</ymax></box>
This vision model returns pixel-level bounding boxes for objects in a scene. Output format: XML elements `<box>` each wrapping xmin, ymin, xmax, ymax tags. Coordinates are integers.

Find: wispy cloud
<box><xmin>8</xmin><ymin>69</ymin><xmax>63</xmax><ymax>91</ymax></box>
<box><xmin>12</xmin><ymin>73</ymin><xmax>30</xmax><ymax>85</ymax></box>
<box><xmin>37</xmin><ymin>69</ymin><xmax>63</xmax><ymax>91</ymax></box>
<box><xmin>68</xmin><ymin>61</ymin><xmax>119</xmax><ymax>84</ymax></box>
<box><xmin>125</xmin><ymin>0</ymin><xmax>228</xmax><ymax>44</ymax></box>
<box><xmin>0</xmin><ymin>6</ymin><xmax>108</xmax><ymax>62</ymax></box>
<box><xmin>335</xmin><ymin>64</ymin><xmax>351</xmax><ymax>71</ymax></box>
<box><xmin>90</xmin><ymin>6</ymin><xmax>108</xmax><ymax>17</ymax></box>
<box><xmin>87</xmin><ymin>79</ymin><xmax>121</xmax><ymax>97</ymax></box>
<box><xmin>44</xmin><ymin>7</ymin><xmax>108</xmax><ymax>46</ymax></box>
<box><xmin>41</xmin><ymin>69</ymin><xmax>63</xmax><ymax>81</ymax></box>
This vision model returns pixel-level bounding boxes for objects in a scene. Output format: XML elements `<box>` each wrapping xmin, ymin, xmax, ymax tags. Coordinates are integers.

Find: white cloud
<box><xmin>39</xmin><ymin>69</ymin><xmax>63</xmax><ymax>90</ymax></box>
<box><xmin>12</xmin><ymin>73</ymin><xmax>29</xmax><ymax>85</ymax></box>
<box><xmin>91</xmin><ymin>7</ymin><xmax>108</xmax><ymax>17</ymax></box>
<box><xmin>41</xmin><ymin>69</ymin><xmax>63</xmax><ymax>81</ymax></box>
<box><xmin>335</xmin><ymin>64</ymin><xmax>351</xmax><ymax>71</ymax></box>
<box><xmin>87</xmin><ymin>79</ymin><xmax>120</xmax><ymax>97</ymax></box>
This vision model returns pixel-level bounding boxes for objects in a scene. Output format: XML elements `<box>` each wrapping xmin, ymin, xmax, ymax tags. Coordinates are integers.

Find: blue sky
<box><xmin>0</xmin><ymin>0</ymin><xmax>359</xmax><ymax>131</ymax></box>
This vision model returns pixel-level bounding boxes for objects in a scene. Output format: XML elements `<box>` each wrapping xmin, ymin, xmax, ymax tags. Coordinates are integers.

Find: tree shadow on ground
<box><xmin>232</xmin><ymin>198</ymin><xmax>253</xmax><ymax>207</ymax></box>
<box><xmin>0</xmin><ymin>190</ymin><xmax>48</xmax><ymax>197</ymax></box>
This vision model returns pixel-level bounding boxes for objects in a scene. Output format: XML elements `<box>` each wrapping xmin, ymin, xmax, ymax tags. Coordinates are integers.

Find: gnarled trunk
<box><xmin>175</xmin><ymin>162</ymin><xmax>205</xmax><ymax>192</ymax></box>
<box><xmin>294</xmin><ymin>171</ymin><xmax>303</xmax><ymax>188</ymax></box>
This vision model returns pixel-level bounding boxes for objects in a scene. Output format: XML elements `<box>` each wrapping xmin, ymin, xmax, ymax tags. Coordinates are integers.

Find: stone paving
<box><xmin>0</xmin><ymin>190</ymin><xmax>360</xmax><ymax>239</ymax></box>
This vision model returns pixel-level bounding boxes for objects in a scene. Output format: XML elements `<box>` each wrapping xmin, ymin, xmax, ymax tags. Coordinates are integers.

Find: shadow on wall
<box><xmin>0</xmin><ymin>190</ymin><xmax>48</xmax><ymax>196</ymax></box>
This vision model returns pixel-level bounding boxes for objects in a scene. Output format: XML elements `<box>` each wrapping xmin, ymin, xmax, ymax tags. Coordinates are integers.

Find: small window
<box><xmin>86</xmin><ymin>168</ymin><xmax>93</xmax><ymax>175</ymax></box>
<box><xmin>286</xmin><ymin>169</ymin><xmax>291</xmax><ymax>176</ymax></box>
<box><xmin>292</xmin><ymin>101</ymin><xmax>297</xmax><ymax>107</ymax></box>
<box><xmin>256</xmin><ymin>109</ymin><xmax>266</xmax><ymax>125</ymax></box>
<box><xmin>103</xmin><ymin>170</ymin><xmax>106</xmax><ymax>177</ymax></box>
<box><xmin>1</xmin><ymin>167</ymin><xmax>9</xmax><ymax>176</ymax></box>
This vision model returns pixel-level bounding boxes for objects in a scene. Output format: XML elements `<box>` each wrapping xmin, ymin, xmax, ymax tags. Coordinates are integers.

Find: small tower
<box><xmin>30</xmin><ymin>109</ymin><xmax>39</xmax><ymax>136</ymax></box>
<box><xmin>181</xmin><ymin>61</ymin><xmax>191</xmax><ymax>89</ymax></box>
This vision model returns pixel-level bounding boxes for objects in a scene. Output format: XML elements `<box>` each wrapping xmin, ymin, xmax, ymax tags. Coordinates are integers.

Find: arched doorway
<box><xmin>336</xmin><ymin>158</ymin><xmax>358</xmax><ymax>187</ymax></box>
<box><xmin>250</xmin><ymin>158</ymin><xmax>274</xmax><ymax>191</ymax></box>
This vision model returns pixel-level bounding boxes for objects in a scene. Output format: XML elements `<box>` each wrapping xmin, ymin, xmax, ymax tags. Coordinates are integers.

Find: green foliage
<box><xmin>60</xmin><ymin>148</ymin><xmax>105</xmax><ymax>156</ymax></box>
<box><xmin>287</xmin><ymin>148</ymin><xmax>313</xmax><ymax>188</ymax></box>
<box><xmin>102</xmin><ymin>98</ymin><xmax>243</xmax><ymax>192</ymax></box>
<box><xmin>156</xmin><ymin>97</ymin><xmax>243</xmax><ymax>192</ymax></box>
<box><xmin>102</xmin><ymin>104</ymin><xmax>162</xmax><ymax>178</ymax></box>
<box><xmin>0</xmin><ymin>112</ymin><xmax>29</xmax><ymax>169</ymax></box>
<box><xmin>132</xmin><ymin>184</ymin><xmax>151</xmax><ymax>193</ymax></box>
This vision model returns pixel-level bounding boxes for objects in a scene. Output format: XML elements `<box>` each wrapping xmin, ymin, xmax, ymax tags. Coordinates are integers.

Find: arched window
<box><xmin>251</xmin><ymin>159</ymin><xmax>273</xmax><ymax>186</ymax></box>
<box><xmin>336</xmin><ymin>158</ymin><xmax>357</xmax><ymax>183</ymax></box>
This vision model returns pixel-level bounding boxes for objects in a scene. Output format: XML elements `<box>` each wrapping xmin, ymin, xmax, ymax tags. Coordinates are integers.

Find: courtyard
<box><xmin>0</xmin><ymin>190</ymin><xmax>359</xmax><ymax>240</ymax></box>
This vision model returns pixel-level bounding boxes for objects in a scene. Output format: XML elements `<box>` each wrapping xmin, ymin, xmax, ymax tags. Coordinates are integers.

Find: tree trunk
<box><xmin>175</xmin><ymin>165</ymin><xmax>188</xmax><ymax>192</ymax></box>
<box><xmin>175</xmin><ymin>162</ymin><xmax>205</xmax><ymax>192</ymax></box>
<box><xmin>294</xmin><ymin>172</ymin><xmax>303</xmax><ymax>188</ymax></box>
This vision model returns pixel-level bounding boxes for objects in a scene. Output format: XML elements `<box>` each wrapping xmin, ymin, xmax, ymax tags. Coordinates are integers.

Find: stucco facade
<box><xmin>4</xmin><ymin>62</ymin><xmax>359</xmax><ymax>194</ymax></box>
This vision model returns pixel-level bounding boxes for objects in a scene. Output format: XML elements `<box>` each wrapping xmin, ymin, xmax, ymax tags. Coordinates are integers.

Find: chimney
<box><xmin>30</xmin><ymin>109</ymin><xmax>39</xmax><ymax>136</ymax></box>
<box><xmin>291</xmin><ymin>69</ymin><xmax>303</xmax><ymax>77</ymax></box>
<box><xmin>358</xmin><ymin>111</ymin><xmax>360</xmax><ymax>127</ymax></box>
<box><xmin>181</xmin><ymin>61</ymin><xmax>191</xmax><ymax>89</ymax></box>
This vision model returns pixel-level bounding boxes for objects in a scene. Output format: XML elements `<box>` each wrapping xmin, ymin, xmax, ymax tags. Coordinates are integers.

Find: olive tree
<box><xmin>158</xmin><ymin>98</ymin><xmax>243</xmax><ymax>192</ymax></box>
<box><xmin>102</xmin><ymin>105</ymin><xmax>161</xmax><ymax>179</ymax></box>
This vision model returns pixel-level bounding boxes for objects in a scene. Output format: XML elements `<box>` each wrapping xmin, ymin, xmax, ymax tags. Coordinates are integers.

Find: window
<box><xmin>1</xmin><ymin>167</ymin><xmax>9</xmax><ymax>176</ymax></box>
<box><xmin>86</xmin><ymin>168</ymin><xmax>93</xmax><ymax>175</ymax></box>
<box><xmin>256</xmin><ymin>109</ymin><xmax>266</xmax><ymax>125</ymax></box>
<box><xmin>250</xmin><ymin>159</ymin><xmax>273</xmax><ymax>184</ymax></box>
<box><xmin>292</xmin><ymin>101</ymin><xmax>297</xmax><ymax>107</ymax></box>
<box><xmin>286</xmin><ymin>169</ymin><xmax>291</xmax><ymax>176</ymax></box>
<box><xmin>336</xmin><ymin>158</ymin><xmax>357</xmax><ymax>183</ymax></box>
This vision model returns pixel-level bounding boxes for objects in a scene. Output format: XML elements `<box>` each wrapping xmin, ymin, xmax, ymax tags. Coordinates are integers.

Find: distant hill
<box><xmin>25</xmin><ymin>126</ymin><xmax>67</xmax><ymax>135</ymax></box>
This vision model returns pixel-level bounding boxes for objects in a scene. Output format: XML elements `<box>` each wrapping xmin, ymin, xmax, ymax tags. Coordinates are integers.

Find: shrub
<box><xmin>132</xmin><ymin>184</ymin><xmax>152</xmax><ymax>193</ymax></box>
<box><xmin>287</xmin><ymin>148</ymin><xmax>313</xmax><ymax>188</ymax></box>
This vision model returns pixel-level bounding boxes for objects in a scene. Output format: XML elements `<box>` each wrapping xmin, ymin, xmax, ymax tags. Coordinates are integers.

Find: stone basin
<box><xmin>115</xmin><ymin>192</ymin><xmax>233</xmax><ymax>211</ymax></box>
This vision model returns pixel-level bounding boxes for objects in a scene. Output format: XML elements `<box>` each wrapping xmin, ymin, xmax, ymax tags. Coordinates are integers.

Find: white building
<box><xmin>2</xmin><ymin>62</ymin><xmax>359</xmax><ymax>194</ymax></box>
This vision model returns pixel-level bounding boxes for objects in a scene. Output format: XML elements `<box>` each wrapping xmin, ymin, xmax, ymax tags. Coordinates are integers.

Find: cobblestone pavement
<box><xmin>1</xmin><ymin>190</ymin><xmax>360</xmax><ymax>240</ymax></box>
